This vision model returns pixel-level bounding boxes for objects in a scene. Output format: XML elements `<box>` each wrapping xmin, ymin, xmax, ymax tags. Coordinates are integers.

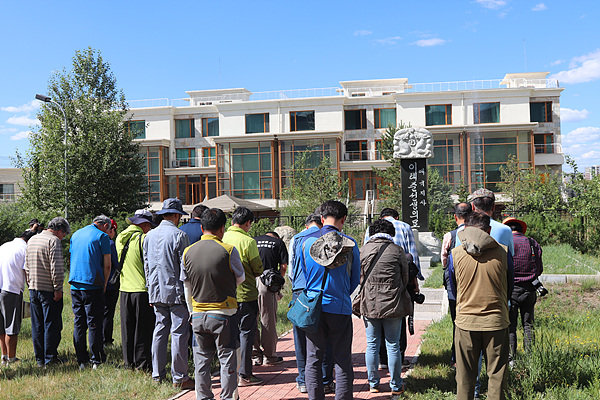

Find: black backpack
<box><xmin>260</xmin><ymin>269</ymin><xmax>285</xmax><ymax>293</ymax></box>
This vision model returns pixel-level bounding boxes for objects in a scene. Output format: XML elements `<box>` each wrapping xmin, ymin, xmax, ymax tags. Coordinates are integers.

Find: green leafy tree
<box><xmin>279</xmin><ymin>151</ymin><xmax>349</xmax><ymax>231</ymax></box>
<box><xmin>427</xmin><ymin>166</ymin><xmax>454</xmax><ymax>238</ymax></box>
<box><xmin>16</xmin><ymin>48</ymin><xmax>147</xmax><ymax>222</ymax></box>
<box><xmin>456</xmin><ymin>178</ymin><xmax>470</xmax><ymax>203</ymax></box>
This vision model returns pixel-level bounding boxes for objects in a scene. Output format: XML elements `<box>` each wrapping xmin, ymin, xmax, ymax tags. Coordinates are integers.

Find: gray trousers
<box><xmin>152</xmin><ymin>303</ymin><xmax>190</xmax><ymax>383</ymax></box>
<box><xmin>192</xmin><ymin>312</ymin><xmax>239</xmax><ymax>400</ymax></box>
<box><xmin>253</xmin><ymin>278</ymin><xmax>279</xmax><ymax>359</ymax></box>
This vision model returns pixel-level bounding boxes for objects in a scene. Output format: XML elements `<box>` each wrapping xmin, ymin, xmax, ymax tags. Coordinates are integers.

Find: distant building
<box><xmin>584</xmin><ymin>165</ymin><xmax>600</xmax><ymax>180</ymax></box>
<box><xmin>0</xmin><ymin>168</ymin><xmax>23</xmax><ymax>202</ymax></box>
<box><xmin>126</xmin><ymin>72</ymin><xmax>564</xmax><ymax>209</ymax></box>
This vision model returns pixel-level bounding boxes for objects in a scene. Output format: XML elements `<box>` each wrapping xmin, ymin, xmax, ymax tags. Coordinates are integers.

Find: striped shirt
<box><xmin>24</xmin><ymin>230</ymin><xmax>65</xmax><ymax>292</ymax></box>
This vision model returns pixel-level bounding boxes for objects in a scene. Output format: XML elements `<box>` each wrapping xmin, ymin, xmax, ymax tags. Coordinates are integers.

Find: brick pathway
<box><xmin>176</xmin><ymin>317</ymin><xmax>430</xmax><ymax>400</ymax></box>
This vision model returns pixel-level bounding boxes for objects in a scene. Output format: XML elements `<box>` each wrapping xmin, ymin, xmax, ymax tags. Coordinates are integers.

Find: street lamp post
<box><xmin>35</xmin><ymin>94</ymin><xmax>68</xmax><ymax>220</ymax></box>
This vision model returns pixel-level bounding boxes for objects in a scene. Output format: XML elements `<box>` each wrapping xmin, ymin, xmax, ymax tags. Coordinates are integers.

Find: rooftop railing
<box><xmin>128</xmin><ymin>79</ymin><xmax>559</xmax><ymax>109</ymax></box>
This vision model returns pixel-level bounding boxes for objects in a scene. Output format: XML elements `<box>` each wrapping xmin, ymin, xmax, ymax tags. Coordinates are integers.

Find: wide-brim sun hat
<box><xmin>310</xmin><ymin>231</ymin><xmax>355</xmax><ymax>269</ymax></box>
<box><xmin>127</xmin><ymin>209</ymin><xmax>157</xmax><ymax>227</ymax></box>
<box><xmin>155</xmin><ymin>198</ymin><xmax>189</xmax><ymax>215</ymax></box>
<box><xmin>502</xmin><ymin>217</ymin><xmax>527</xmax><ymax>234</ymax></box>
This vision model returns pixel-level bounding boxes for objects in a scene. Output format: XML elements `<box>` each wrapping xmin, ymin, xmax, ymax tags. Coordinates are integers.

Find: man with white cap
<box><xmin>117</xmin><ymin>209</ymin><xmax>156</xmax><ymax>371</ymax></box>
<box><xmin>143</xmin><ymin>199</ymin><xmax>194</xmax><ymax>389</ymax></box>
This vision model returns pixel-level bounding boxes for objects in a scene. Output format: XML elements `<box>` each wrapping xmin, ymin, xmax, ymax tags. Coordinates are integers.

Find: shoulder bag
<box><xmin>287</xmin><ymin>268</ymin><xmax>329</xmax><ymax>333</ymax></box>
<box><xmin>351</xmin><ymin>242</ymin><xmax>391</xmax><ymax>317</ymax></box>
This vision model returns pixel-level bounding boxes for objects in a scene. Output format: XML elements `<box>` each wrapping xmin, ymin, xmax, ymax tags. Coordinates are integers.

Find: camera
<box><xmin>531</xmin><ymin>278</ymin><xmax>548</xmax><ymax>297</ymax></box>
<box><xmin>410</xmin><ymin>291</ymin><xmax>425</xmax><ymax>304</ymax></box>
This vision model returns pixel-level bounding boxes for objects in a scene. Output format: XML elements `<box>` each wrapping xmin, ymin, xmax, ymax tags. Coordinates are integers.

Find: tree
<box><xmin>427</xmin><ymin>166</ymin><xmax>454</xmax><ymax>238</ymax></box>
<box><xmin>373</xmin><ymin>122</ymin><xmax>410</xmax><ymax>211</ymax></box>
<box><xmin>279</xmin><ymin>151</ymin><xmax>349</xmax><ymax>231</ymax></box>
<box><xmin>16</xmin><ymin>48</ymin><xmax>147</xmax><ymax>222</ymax></box>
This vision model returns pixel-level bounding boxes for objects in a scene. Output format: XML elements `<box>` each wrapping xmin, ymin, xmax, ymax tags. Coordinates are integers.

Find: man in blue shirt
<box><xmin>302</xmin><ymin>201</ymin><xmax>360</xmax><ymax>400</ymax></box>
<box><xmin>179</xmin><ymin>205</ymin><xmax>207</xmax><ymax>245</ymax></box>
<box><xmin>69</xmin><ymin>215</ymin><xmax>112</xmax><ymax>368</ymax></box>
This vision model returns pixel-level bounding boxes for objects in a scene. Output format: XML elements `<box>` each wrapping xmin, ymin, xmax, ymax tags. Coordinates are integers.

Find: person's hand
<box><xmin>53</xmin><ymin>291</ymin><xmax>63</xmax><ymax>301</ymax></box>
<box><xmin>276</xmin><ymin>291</ymin><xmax>284</xmax><ymax>301</ymax></box>
<box><xmin>412</xmin><ymin>277</ymin><xmax>420</xmax><ymax>292</ymax></box>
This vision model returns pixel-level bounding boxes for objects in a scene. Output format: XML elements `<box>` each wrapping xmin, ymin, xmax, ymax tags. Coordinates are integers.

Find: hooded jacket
<box><xmin>357</xmin><ymin>236</ymin><xmax>412</xmax><ymax>319</ymax></box>
<box><xmin>449</xmin><ymin>226</ymin><xmax>513</xmax><ymax>332</ymax></box>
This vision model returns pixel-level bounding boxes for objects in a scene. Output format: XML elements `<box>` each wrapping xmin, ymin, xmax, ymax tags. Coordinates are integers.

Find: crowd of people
<box><xmin>0</xmin><ymin>189</ymin><xmax>545</xmax><ymax>400</ymax></box>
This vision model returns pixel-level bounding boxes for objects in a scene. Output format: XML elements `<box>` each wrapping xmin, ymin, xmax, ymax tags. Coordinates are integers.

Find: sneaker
<box><xmin>379</xmin><ymin>363</ymin><xmax>388</xmax><ymax>369</ymax></box>
<box><xmin>323</xmin><ymin>382</ymin><xmax>335</xmax><ymax>394</ymax></box>
<box><xmin>390</xmin><ymin>383</ymin><xmax>406</xmax><ymax>399</ymax></box>
<box><xmin>173</xmin><ymin>379</ymin><xmax>195</xmax><ymax>390</ymax></box>
<box><xmin>92</xmin><ymin>363</ymin><xmax>100</xmax><ymax>370</ymax></box>
<box><xmin>265</xmin><ymin>356</ymin><xmax>284</xmax><ymax>365</ymax></box>
<box><xmin>296</xmin><ymin>383</ymin><xmax>307</xmax><ymax>393</ymax></box>
<box><xmin>370</xmin><ymin>386</ymin><xmax>380</xmax><ymax>393</ymax></box>
<box><xmin>253</xmin><ymin>355</ymin><xmax>263</xmax><ymax>366</ymax></box>
<box><xmin>79</xmin><ymin>363</ymin><xmax>87</xmax><ymax>371</ymax></box>
<box><xmin>402</xmin><ymin>358</ymin><xmax>411</xmax><ymax>367</ymax></box>
<box><xmin>238</xmin><ymin>374</ymin><xmax>264</xmax><ymax>387</ymax></box>
<box><xmin>47</xmin><ymin>357</ymin><xmax>66</xmax><ymax>366</ymax></box>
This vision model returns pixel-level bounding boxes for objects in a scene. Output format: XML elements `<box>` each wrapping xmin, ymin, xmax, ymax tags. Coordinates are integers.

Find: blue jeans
<box><xmin>71</xmin><ymin>289</ymin><xmax>106</xmax><ymax>365</ymax></box>
<box><xmin>364</xmin><ymin>317</ymin><xmax>404</xmax><ymax>392</ymax></box>
<box><xmin>30</xmin><ymin>289</ymin><xmax>63</xmax><ymax>365</ymax></box>
<box><xmin>292</xmin><ymin>290</ymin><xmax>334</xmax><ymax>386</ymax></box>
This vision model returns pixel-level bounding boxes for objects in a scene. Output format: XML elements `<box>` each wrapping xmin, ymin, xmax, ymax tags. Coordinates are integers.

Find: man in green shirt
<box><xmin>222</xmin><ymin>207</ymin><xmax>263</xmax><ymax>386</ymax></box>
<box><xmin>116</xmin><ymin>209</ymin><xmax>156</xmax><ymax>371</ymax></box>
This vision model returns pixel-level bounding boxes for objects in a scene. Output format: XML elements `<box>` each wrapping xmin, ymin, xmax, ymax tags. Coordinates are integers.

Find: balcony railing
<box><xmin>534</xmin><ymin>142</ymin><xmax>563</xmax><ymax>154</ymax></box>
<box><xmin>171</xmin><ymin>157</ymin><xmax>216</xmax><ymax>168</ymax></box>
<box><xmin>0</xmin><ymin>193</ymin><xmax>17</xmax><ymax>201</ymax></box>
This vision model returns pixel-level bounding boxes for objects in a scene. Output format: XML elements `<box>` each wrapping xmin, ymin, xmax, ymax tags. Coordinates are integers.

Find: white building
<box><xmin>0</xmin><ymin>168</ymin><xmax>23</xmax><ymax>202</ymax></box>
<box><xmin>127</xmin><ymin>72</ymin><xmax>564</xmax><ymax>209</ymax></box>
<box><xmin>584</xmin><ymin>165</ymin><xmax>600</xmax><ymax>180</ymax></box>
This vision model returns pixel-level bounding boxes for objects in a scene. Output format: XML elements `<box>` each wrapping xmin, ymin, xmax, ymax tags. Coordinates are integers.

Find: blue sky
<box><xmin>1</xmin><ymin>0</ymin><xmax>599</xmax><ymax>172</ymax></box>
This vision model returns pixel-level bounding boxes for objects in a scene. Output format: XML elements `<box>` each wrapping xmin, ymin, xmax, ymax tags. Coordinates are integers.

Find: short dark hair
<box><xmin>465</xmin><ymin>211</ymin><xmax>491</xmax><ymax>231</ymax></box>
<box><xmin>369</xmin><ymin>219</ymin><xmax>395</xmax><ymax>237</ymax></box>
<box><xmin>266</xmin><ymin>231</ymin><xmax>280</xmax><ymax>239</ymax></box>
<box><xmin>201</xmin><ymin>208</ymin><xmax>227</xmax><ymax>232</ymax></box>
<box><xmin>455</xmin><ymin>202</ymin><xmax>472</xmax><ymax>219</ymax></box>
<box><xmin>232</xmin><ymin>207</ymin><xmax>254</xmax><ymax>225</ymax></box>
<box><xmin>506</xmin><ymin>222</ymin><xmax>523</xmax><ymax>233</ymax></box>
<box><xmin>20</xmin><ymin>230</ymin><xmax>38</xmax><ymax>242</ymax></box>
<box><xmin>380</xmin><ymin>208</ymin><xmax>399</xmax><ymax>219</ymax></box>
<box><xmin>320</xmin><ymin>200</ymin><xmax>348</xmax><ymax>220</ymax></box>
<box><xmin>191</xmin><ymin>205</ymin><xmax>208</xmax><ymax>219</ymax></box>
<box><xmin>472</xmin><ymin>196</ymin><xmax>494</xmax><ymax>213</ymax></box>
<box><xmin>304</xmin><ymin>213</ymin><xmax>322</xmax><ymax>226</ymax></box>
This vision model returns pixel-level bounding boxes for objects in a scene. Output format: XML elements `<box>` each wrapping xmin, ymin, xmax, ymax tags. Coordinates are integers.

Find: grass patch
<box><xmin>423</xmin><ymin>261</ymin><xmax>444</xmax><ymax>288</ymax></box>
<box><xmin>542</xmin><ymin>243</ymin><xmax>600</xmax><ymax>275</ymax></box>
<box><xmin>407</xmin><ymin>282</ymin><xmax>600</xmax><ymax>399</ymax></box>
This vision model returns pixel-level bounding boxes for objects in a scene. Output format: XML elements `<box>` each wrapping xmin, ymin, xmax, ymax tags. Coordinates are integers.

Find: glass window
<box><xmin>127</xmin><ymin>120</ymin><xmax>146</xmax><ymax>139</ymax></box>
<box><xmin>290</xmin><ymin>111</ymin><xmax>315</xmax><ymax>131</ymax></box>
<box><xmin>374</xmin><ymin>108</ymin><xmax>396</xmax><ymax>129</ymax></box>
<box><xmin>345</xmin><ymin>140</ymin><xmax>368</xmax><ymax>160</ymax></box>
<box><xmin>176</xmin><ymin>148</ymin><xmax>196</xmax><ymax>167</ymax></box>
<box><xmin>217</xmin><ymin>142</ymin><xmax>273</xmax><ymax>199</ymax></box>
<box><xmin>474</xmin><ymin>102</ymin><xmax>500</xmax><ymax>124</ymax></box>
<box><xmin>425</xmin><ymin>105</ymin><xmax>452</xmax><ymax>126</ymax></box>
<box><xmin>140</xmin><ymin>146</ymin><xmax>166</xmax><ymax>203</ymax></box>
<box><xmin>534</xmin><ymin>133</ymin><xmax>554</xmax><ymax>154</ymax></box>
<box><xmin>175</xmin><ymin>119</ymin><xmax>195</xmax><ymax>138</ymax></box>
<box><xmin>202</xmin><ymin>147</ymin><xmax>216</xmax><ymax>166</ymax></box>
<box><xmin>530</xmin><ymin>102</ymin><xmax>552</xmax><ymax>123</ymax></box>
<box><xmin>246</xmin><ymin>113</ymin><xmax>269</xmax><ymax>134</ymax></box>
<box><xmin>430</xmin><ymin>133</ymin><xmax>462</xmax><ymax>190</ymax></box>
<box><xmin>279</xmin><ymin>138</ymin><xmax>338</xmax><ymax>189</ymax></box>
<box><xmin>344</xmin><ymin>109</ymin><xmax>367</xmax><ymax>130</ymax></box>
<box><xmin>347</xmin><ymin>171</ymin><xmax>381</xmax><ymax>200</ymax></box>
<box><xmin>202</xmin><ymin>117</ymin><xmax>219</xmax><ymax>137</ymax></box>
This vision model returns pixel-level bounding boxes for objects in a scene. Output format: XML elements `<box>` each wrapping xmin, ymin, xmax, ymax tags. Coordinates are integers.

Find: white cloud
<box><xmin>10</xmin><ymin>131</ymin><xmax>31</xmax><ymax>141</ymax></box>
<box><xmin>6</xmin><ymin>115</ymin><xmax>40</xmax><ymax>126</ymax></box>
<box><xmin>1</xmin><ymin>100</ymin><xmax>39</xmax><ymax>113</ymax></box>
<box><xmin>581</xmin><ymin>150</ymin><xmax>600</xmax><ymax>159</ymax></box>
<box><xmin>373</xmin><ymin>36</ymin><xmax>403</xmax><ymax>45</ymax></box>
<box><xmin>561</xmin><ymin>108</ymin><xmax>590</xmax><ymax>122</ymax></box>
<box><xmin>475</xmin><ymin>0</ymin><xmax>507</xmax><ymax>10</ymax></box>
<box><xmin>0</xmin><ymin>126</ymin><xmax>18</xmax><ymax>134</ymax></box>
<box><xmin>550</xmin><ymin>59</ymin><xmax>565</xmax><ymax>66</ymax></box>
<box><xmin>413</xmin><ymin>38</ymin><xmax>447</xmax><ymax>47</ymax></box>
<box><xmin>354</xmin><ymin>30</ymin><xmax>372</xmax><ymax>36</ymax></box>
<box><xmin>532</xmin><ymin>3</ymin><xmax>547</xmax><ymax>11</ymax></box>
<box><xmin>549</xmin><ymin>48</ymin><xmax>600</xmax><ymax>84</ymax></box>
<box><xmin>562</xmin><ymin>126</ymin><xmax>600</xmax><ymax>146</ymax></box>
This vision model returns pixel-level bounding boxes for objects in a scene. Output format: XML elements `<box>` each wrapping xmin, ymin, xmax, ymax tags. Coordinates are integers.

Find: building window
<box><xmin>246</xmin><ymin>113</ymin><xmax>269</xmax><ymax>134</ymax></box>
<box><xmin>0</xmin><ymin>183</ymin><xmax>15</xmax><ymax>201</ymax></box>
<box><xmin>346</xmin><ymin>171</ymin><xmax>381</xmax><ymax>200</ymax></box>
<box><xmin>126</xmin><ymin>120</ymin><xmax>146</xmax><ymax>139</ymax></box>
<box><xmin>344</xmin><ymin>109</ymin><xmax>367</xmax><ymax>130</ymax></box>
<box><xmin>474</xmin><ymin>102</ymin><xmax>500</xmax><ymax>124</ymax></box>
<box><xmin>534</xmin><ymin>133</ymin><xmax>554</xmax><ymax>154</ymax></box>
<box><xmin>202</xmin><ymin>147</ymin><xmax>216</xmax><ymax>166</ymax></box>
<box><xmin>469</xmin><ymin>131</ymin><xmax>532</xmax><ymax>192</ymax></box>
<box><xmin>176</xmin><ymin>148</ymin><xmax>196</xmax><ymax>167</ymax></box>
<box><xmin>345</xmin><ymin>140</ymin><xmax>368</xmax><ymax>160</ymax></box>
<box><xmin>425</xmin><ymin>105</ymin><xmax>452</xmax><ymax>126</ymax></box>
<box><xmin>374</xmin><ymin>108</ymin><xmax>396</xmax><ymax>129</ymax></box>
<box><xmin>217</xmin><ymin>142</ymin><xmax>273</xmax><ymax>199</ymax></box>
<box><xmin>280</xmin><ymin>138</ymin><xmax>338</xmax><ymax>189</ymax></box>
<box><xmin>140</xmin><ymin>146</ymin><xmax>168</xmax><ymax>203</ymax></box>
<box><xmin>290</xmin><ymin>111</ymin><xmax>315</xmax><ymax>131</ymax></box>
<box><xmin>430</xmin><ymin>133</ymin><xmax>462</xmax><ymax>190</ymax></box>
<box><xmin>530</xmin><ymin>101</ymin><xmax>552</xmax><ymax>123</ymax></box>
<box><xmin>175</xmin><ymin>119</ymin><xmax>195</xmax><ymax>138</ymax></box>
<box><xmin>202</xmin><ymin>117</ymin><xmax>219</xmax><ymax>137</ymax></box>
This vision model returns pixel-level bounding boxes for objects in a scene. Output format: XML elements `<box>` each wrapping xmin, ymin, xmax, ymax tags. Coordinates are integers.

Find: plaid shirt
<box><xmin>364</xmin><ymin>216</ymin><xmax>422</xmax><ymax>279</ymax></box>
<box><xmin>512</xmin><ymin>232</ymin><xmax>543</xmax><ymax>284</ymax></box>
<box><xmin>24</xmin><ymin>230</ymin><xmax>65</xmax><ymax>292</ymax></box>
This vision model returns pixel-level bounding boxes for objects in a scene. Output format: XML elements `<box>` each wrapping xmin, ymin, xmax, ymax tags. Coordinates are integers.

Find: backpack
<box><xmin>260</xmin><ymin>268</ymin><xmax>286</xmax><ymax>293</ymax></box>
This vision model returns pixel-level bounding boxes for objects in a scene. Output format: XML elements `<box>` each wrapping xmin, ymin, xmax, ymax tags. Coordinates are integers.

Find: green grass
<box><xmin>542</xmin><ymin>243</ymin><xmax>600</xmax><ymax>275</ymax></box>
<box><xmin>423</xmin><ymin>261</ymin><xmax>445</xmax><ymax>288</ymax></box>
<box><xmin>406</xmin><ymin>282</ymin><xmax>600</xmax><ymax>399</ymax></box>
<box><xmin>0</xmin><ymin>281</ymin><xmax>181</xmax><ymax>400</ymax></box>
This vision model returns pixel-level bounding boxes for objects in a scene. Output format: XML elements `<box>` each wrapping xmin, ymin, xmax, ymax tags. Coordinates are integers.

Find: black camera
<box><xmin>410</xmin><ymin>291</ymin><xmax>425</xmax><ymax>304</ymax></box>
<box><xmin>532</xmin><ymin>278</ymin><xmax>548</xmax><ymax>297</ymax></box>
